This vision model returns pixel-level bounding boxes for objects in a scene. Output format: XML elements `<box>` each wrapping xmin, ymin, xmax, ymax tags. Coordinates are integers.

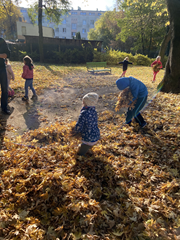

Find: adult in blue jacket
<box><xmin>116</xmin><ymin>76</ymin><xmax>148</xmax><ymax>127</ymax></box>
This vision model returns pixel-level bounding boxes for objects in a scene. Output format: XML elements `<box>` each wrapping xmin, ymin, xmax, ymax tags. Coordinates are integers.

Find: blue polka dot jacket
<box><xmin>75</xmin><ymin>106</ymin><xmax>100</xmax><ymax>142</ymax></box>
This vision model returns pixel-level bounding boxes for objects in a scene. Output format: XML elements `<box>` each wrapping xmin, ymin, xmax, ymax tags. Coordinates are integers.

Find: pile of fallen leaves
<box><xmin>115</xmin><ymin>88</ymin><xmax>136</xmax><ymax>112</ymax></box>
<box><xmin>0</xmin><ymin>91</ymin><xmax>180</xmax><ymax>240</ymax></box>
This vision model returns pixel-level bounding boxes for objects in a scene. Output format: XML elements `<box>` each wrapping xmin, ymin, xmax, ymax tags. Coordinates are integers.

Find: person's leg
<box><xmin>126</xmin><ymin>96</ymin><xmax>147</xmax><ymax>126</ymax></box>
<box><xmin>7</xmin><ymin>78</ymin><xmax>12</xmax><ymax>91</ymax></box>
<box><xmin>134</xmin><ymin>113</ymin><xmax>146</xmax><ymax>127</ymax></box>
<box><xmin>29</xmin><ymin>80</ymin><xmax>36</xmax><ymax>96</ymax></box>
<box><xmin>123</xmin><ymin>70</ymin><xmax>127</xmax><ymax>77</ymax></box>
<box><xmin>25</xmin><ymin>80</ymin><xmax>29</xmax><ymax>97</ymax></box>
<box><xmin>152</xmin><ymin>71</ymin><xmax>157</xmax><ymax>82</ymax></box>
<box><xmin>0</xmin><ymin>68</ymin><xmax>8</xmax><ymax>111</ymax></box>
<box><xmin>77</xmin><ymin>143</ymin><xmax>92</xmax><ymax>156</ymax></box>
<box><xmin>8</xmin><ymin>86</ymin><xmax>12</xmax><ymax>91</ymax></box>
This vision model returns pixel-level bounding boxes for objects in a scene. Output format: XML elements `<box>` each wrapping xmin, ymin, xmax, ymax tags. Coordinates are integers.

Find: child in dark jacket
<box><xmin>116</xmin><ymin>77</ymin><xmax>148</xmax><ymax>128</ymax></box>
<box><xmin>118</xmin><ymin>57</ymin><xmax>133</xmax><ymax>78</ymax></box>
<box><xmin>73</xmin><ymin>92</ymin><xmax>100</xmax><ymax>156</ymax></box>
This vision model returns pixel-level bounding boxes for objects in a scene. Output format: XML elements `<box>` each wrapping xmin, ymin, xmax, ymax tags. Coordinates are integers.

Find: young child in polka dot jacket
<box><xmin>73</xmin><ymin>92</ymin><xmax>100</xmax><ymax>156</ymax></box>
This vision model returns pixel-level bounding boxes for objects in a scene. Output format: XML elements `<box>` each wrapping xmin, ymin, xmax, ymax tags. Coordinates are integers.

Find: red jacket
<box><xmin>151</xmin><ymin>60</ymin><xmax>162</xmax><ymax>68</ymax></box>
<box><xmin>22</xmin><ymin>65</ymin><xmax>34</xmax><ymax>79</ymax></box>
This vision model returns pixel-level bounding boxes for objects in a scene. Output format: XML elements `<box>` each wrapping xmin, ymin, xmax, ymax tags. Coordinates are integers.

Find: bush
<box><xmin>133</xmin><ymin>54</ymin><xmax>151</xmax><ymax>66</ymax></box>
<box><xmin>92</xmin><ymin>50</ymin><xmax>164</xmax><ymax>67</ymax></box>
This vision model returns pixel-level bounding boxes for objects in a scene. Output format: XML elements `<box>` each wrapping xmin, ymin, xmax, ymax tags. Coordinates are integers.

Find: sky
<box><xmin>18</xmin><ymin>0</ymin><xmax>116</xmax><ymax>11</ymax></box>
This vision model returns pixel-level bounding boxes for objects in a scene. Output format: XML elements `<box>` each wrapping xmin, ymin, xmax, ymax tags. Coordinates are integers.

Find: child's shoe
<box><xmin>8</xmin><ymin>89</ymin><xmax>15</xmax><ymax>97</ymax></box>
<box><xmin>22</xmin><ymin>96</ymin><xmax>28</xmax><ymax>101</ymax></box>
<box><xmin>141</xmin><ymin>122</ymin><xmax>147</xmax><ymax>128</ymax></box>
<box><xmin>31</xmin><ymin>95</ymin><xmax>38</xmax><ymax>100</ymax></box>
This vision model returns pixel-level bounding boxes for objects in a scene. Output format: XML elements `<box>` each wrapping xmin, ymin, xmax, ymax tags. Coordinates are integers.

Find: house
<box><xmin>16</xmin><ymin>21</ymin><xmax>54</xmax><ymax>41</ymax></box>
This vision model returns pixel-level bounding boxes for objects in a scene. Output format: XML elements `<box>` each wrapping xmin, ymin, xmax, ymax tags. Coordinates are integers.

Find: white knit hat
<box><xmin>83</xmin><ymin>92</ymin><xmax>99</xmax><ymax>106</ymax></box>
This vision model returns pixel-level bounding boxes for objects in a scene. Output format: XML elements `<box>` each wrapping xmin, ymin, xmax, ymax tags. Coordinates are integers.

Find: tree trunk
<box><xmin>158</xmin><ymin>0</ymin><xmax>180</xmax><ymax>93</ymax></box>
<box><xmin>38</xmin><ymin>0</ymin><xmax>44</xmax><ymax>62</ymax></box>
<box><xmin>159</xmin><ymin>24</ymin><xmax>172</xmax><ymax>63</ymax></box>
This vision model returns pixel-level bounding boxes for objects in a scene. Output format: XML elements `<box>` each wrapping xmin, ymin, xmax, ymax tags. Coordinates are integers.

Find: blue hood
<box><xmin>116</xmin><ymin>78</ymin><xmax>130</xmax><ymax>90</ymax></box>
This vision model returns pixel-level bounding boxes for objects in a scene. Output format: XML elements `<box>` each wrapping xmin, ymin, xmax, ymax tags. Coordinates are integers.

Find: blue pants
<box><xmin>126</xmin><ymin>96</ymin><xmax>147</xmax><ymax>126</ymax></box>
<box><xmin>25</xmin><ymin>79</ymin><xmax>36</xmax><ymax>97</ymax></box>
<box><xmin>0</xmin><ymin>67</ymin><xmax>8</xmax><ymax>111</ymax></box>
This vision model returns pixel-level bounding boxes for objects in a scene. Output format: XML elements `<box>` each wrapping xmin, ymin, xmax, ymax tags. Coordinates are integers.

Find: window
<box><xmin>89</xmin><ymin>12</ymin><xmax>95</xmax><ymax>16</ymax></box>
<box><xmin>71</xmin><ymin>12</ymin><xmax>77</xmax><ymax>15</ymax></box>
<box><xmin>22</xmin><ymin>26</ymin><xmax>26</xmax><ymax>35</ymax></box>
<box><xmin>83</xmin><ymin>20</ymin><xmax>86</xmax><ymax>25</ymax></box>
<box><xmin>62</xmin><ymin>19</ymin><xmax>66</xmax><ymax>24</ymax></box>
<box><xmin>63</xmin><ymin>28</ymin><xmax>66</xmax><ymax>32</ymax></box>
<box><xmin>82</xmin><ymin>28</ymin><xmax>86</xmax><ymax>33</ymax></box>
<box><xmin>90</xmin><ymin>20</ymin><xmax>94</xmax><ymax>25</ymax></box>
<box><xmin>62</xmin><ymin>37</ymin><xmax>66</xmax><ymax>39</ymax></box>
<box><xmin>98</xmin><ymin>13</ymin><xmax>102</xmax><ymax>16</ymax></box>
<box><xmin>80</xmin><ymin>12</ymin><xmax>86</xmax><ymax>15</ymax></box>
<box><xmin>20</xmin><ymin>9</ymin><xmax>27</xmax><ymax>13</ymax></box>
<box><xmin>72</xmin><ymin>32</ymin><xmax>76</xmax><ymax>37</ymax></box>
<box><xmin>72</xmin><ymin>23</ymin><xmax>77</xmax><ymax>29</ymax></box>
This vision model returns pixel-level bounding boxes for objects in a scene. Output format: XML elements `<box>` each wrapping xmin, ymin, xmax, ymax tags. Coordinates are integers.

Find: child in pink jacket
<box><xmin>151</xmin><ymin>56</ymin><xmax>162</xmax><ymax>82</ymax></box>
<box><xmin>22</xmin><ymin>55</ymin><xmax>37</xmax><ymax>101</ymax></box>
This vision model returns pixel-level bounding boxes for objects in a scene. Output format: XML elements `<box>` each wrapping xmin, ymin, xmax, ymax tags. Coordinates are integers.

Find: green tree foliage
<box><xmin>0</xmin><ymin>0</ymin><xmax>21</xmax><ymax>40</ymax></box>
<box><xmin>88</xmin><ymin>10</ymin><xmax>132</xmax><ymax>51</ymax></box>
<box><xmin>76</xmin><ymin>32</ymin><xmax>81</xmax><ymax>39</ymax></box>
<box><xmin>27</xmin><ymin>0</ymin><xmax>70</xmax><ymax>62</ymax></box>
<box><xmin>117</xmin><ymin>0</ymin><xmax>168</xmax><ymax>56</ymax></box>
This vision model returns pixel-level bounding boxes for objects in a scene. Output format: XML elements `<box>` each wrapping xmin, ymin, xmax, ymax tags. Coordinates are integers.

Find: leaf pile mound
<box><xmin>0</xmin><ymin>92</ymin><xmax>180</xmax><ymax>240</ymax></box>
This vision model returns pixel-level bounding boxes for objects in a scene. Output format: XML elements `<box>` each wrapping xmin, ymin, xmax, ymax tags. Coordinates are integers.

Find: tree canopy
<box><xmin>116</xmin><ymin>0</ymin><xmax>168</xmax><ymax>56</ymax></box>
<box><xmin>88</xmin><ymin>10</ymin><xmax>132</xmax><ymax>51</ymax></box>
<box><xmin>0</xmin><ymin>0</ymin><xmax>21</xmax><ymax>40</ymax></box>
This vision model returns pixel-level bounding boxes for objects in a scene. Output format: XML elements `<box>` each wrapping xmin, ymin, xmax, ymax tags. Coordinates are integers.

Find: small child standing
<box><xmin>151</xmin><ymin>56</ymin><xmax>162</xmax><ymax>82</ymax></box>
<box><xmin>72</xmin><ymin>92</ymin><xmax>100</xmax><ymax>156</ymax></box>
<box><xmin>21</xmin><ymin>55</ymin><xmax>37</xmax><ymax>101</ymax></box>
<box><xmin>118</xmin><ymin>57</ymin><xmax>133</xmax><ymax>78</ymax></box>
<box><xmin>5</xmin><ymin>58</ymin><xmax>15</xmax><ymax>97</ymax></box>
<box><xmin>116</xmin><ymin>77</ymin><xmax>148</xmax><ymax>128</ymax></box>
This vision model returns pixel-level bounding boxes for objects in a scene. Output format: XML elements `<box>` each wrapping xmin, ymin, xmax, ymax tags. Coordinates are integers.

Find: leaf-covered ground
<box><xmin>0</xmin><ymin>63</ymin><xmax>180</xmax><ymax>240</ymax></box>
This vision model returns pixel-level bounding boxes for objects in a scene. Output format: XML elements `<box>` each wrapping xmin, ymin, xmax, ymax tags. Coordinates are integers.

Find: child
<box><xmin>5</xmin><ymin>59</ymin><xmax>15</xmax><ymax>97</ymax></box>
<box><xmin>21</xmin><ymin>55</ymin><xmax>37</xmax><ymax>101</ymax></box>
<box><xmin>116</xmin><ymin>77</ymin><xmax>148</xmax><ymax>128</ymax></box>
<box><xmin>118</xmin><ymin>57</ymin><xmax>133</xmax><ymax>78</ymax></box>
<box><xmin>72</xmin><ymin>92</ymin><xmax>100</xmax><ymax>156</ymax></box>
<box><xmin>151</xmin><ymin>56</ymin><xmax>162</xmax><ymax>82</ymax></box>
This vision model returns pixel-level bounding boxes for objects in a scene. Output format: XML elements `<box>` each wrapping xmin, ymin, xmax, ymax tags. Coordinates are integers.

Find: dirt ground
<box><xmin>0</xmin><ymin>69</ymin><xmax>157</xmax><ymax>143</ymax></box>
<box><xmin>0</xmin><ymin>83</ymin><xmax>121</xmax><ymax>141</ymax></box>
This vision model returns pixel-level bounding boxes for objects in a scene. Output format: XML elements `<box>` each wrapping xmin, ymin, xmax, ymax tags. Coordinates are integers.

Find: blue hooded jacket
<box><xmin>116</xmin><ymin>77</ymin><xmax>148</xmax><ymax>101</ymax></box>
